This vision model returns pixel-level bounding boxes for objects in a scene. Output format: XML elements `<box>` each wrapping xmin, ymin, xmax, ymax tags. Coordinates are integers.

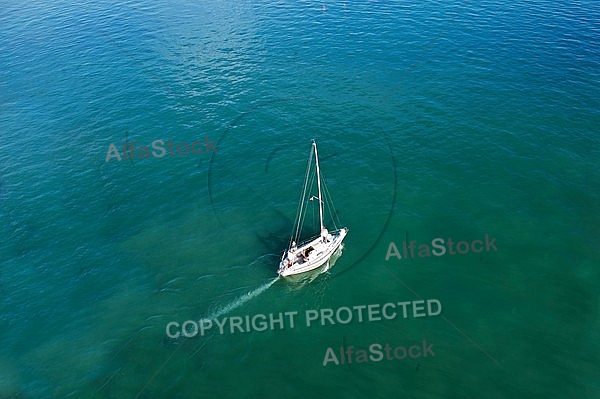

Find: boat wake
<box><xmin>206</xmin><ymin>277</ymin><xmax>279</xmax><ymax>320</ymax></box>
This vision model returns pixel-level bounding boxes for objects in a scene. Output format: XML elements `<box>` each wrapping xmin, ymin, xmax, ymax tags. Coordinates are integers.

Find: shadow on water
<box><xmin>245</xmin><ymin>208</ymin><xmax>313</xmax><ymax>278</ymax></box>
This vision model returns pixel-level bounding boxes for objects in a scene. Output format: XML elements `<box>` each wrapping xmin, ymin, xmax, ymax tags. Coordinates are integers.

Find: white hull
<box><xmin>278</xmin><ymin>228</ymin><xmax>347</xmax><ymax>277</ymax></box>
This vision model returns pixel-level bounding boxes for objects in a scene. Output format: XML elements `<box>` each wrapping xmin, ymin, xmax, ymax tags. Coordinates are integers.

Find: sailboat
<box><xmin>277</xmin><ymin>141</ymin><xmax>348</xmax><ymax>277</ymax></box>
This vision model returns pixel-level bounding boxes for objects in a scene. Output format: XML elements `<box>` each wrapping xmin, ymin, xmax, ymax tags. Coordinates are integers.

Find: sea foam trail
<box><xmin>205</xmin><ymin>277</ymin><xmax>279</xmax><ymax>320</ymax></box>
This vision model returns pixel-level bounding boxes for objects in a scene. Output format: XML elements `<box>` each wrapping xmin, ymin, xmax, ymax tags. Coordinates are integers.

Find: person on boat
<box><xmin>321</xmin><ymin>228</ymin><xmax>330</xmax><ymax>243</ymax></box>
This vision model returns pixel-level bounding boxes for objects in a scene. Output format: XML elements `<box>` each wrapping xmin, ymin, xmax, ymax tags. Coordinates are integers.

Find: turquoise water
<box><xmin>1</xmin><ymin>0</ymin><xmax>599</xmax><ymax>397</ymax></box>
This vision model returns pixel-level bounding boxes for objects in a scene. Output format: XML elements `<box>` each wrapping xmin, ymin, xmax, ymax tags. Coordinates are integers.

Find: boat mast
<box><xmin>313</xmin><ymin>141</ymin><xmax>324</xmax><ymax>233</ymax></box>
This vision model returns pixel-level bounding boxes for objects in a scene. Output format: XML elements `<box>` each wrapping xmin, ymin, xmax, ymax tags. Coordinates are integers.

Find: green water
<box><xmin>0</xmin><ymin>0</ymin><xmax>598</xmax><ymax>397</ymax></box>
